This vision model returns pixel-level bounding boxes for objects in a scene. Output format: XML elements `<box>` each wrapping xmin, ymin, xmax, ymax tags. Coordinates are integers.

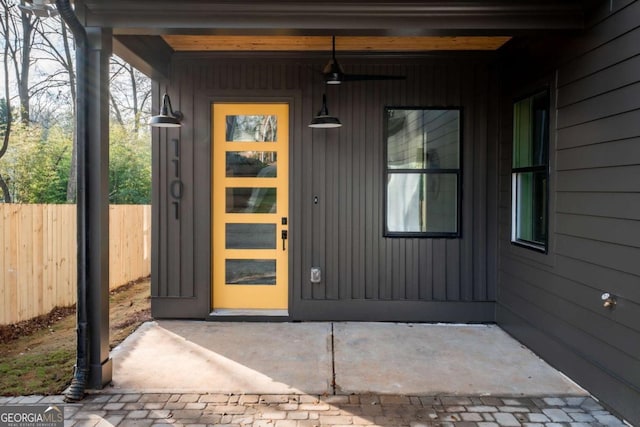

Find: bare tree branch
<box><xmin>61</xmin><ymin>18</ymin><xmax>76</xmax><ymax>201</ymax></box>
<box><xmin>18</xmin><ymin>3</ymin><xmax>37</xmax><ymax>123</ymax></box>
<box><xmin>110</xmin><ymin>92</ymin><xmax>124</xmax><ymax>127</ymax></box>
<box><xmin>0</xmin><ymin>2</ymin><xmax>151</xmax><ymax>203</ymax></box>
<box><xmin>1</xmin><ymin>0</ymin><xmax>14</xmax><ymax>202</ymax></box>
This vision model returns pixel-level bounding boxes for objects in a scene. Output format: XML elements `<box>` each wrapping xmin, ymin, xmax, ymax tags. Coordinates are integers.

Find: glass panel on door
<box><xmin>225</xmin><ymin>260</ymin><xmax>277</xmax><ymax>285</ymax></box>
<box><xmin>225</xmin><ymin>223</ymin><xmax>277</xmax><ymax>249</ymax></box>
<box><xmin>225</xmin><ymin>115</ymin><xmax>277</xmax><ymax>142</ymax></box>
<box><xmin>226</xmin><ymin>152</ymin><xmax>277</xmax><ymax>177</ymax></box>
<box><xmin>225</xmin><ymin>187</ymin><xmax>277</xmax><ymax>213</ymax></box>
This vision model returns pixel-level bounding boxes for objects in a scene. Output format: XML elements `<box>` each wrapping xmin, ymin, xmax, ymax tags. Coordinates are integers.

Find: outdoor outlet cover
<box><xmin>310</xmin><ymin>267</ymin><xmax>321</xmax><ymax>283</ymax></box>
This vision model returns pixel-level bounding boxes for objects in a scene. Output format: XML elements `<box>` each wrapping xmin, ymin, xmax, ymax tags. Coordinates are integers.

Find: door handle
<box><xmin>281</xmin><ymin>230</ymin><xmax>288</xmax><ymax>251</ymax></box>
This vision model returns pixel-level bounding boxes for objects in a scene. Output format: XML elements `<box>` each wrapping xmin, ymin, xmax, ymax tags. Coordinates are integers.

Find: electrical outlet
<box><xmin>310</xmin><ymin>267</ymin><xmax>321</xmax><ymax>283</ymax></box>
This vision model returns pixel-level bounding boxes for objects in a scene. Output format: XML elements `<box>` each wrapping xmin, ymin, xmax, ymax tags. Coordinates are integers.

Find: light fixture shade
<box><xmin>309</xmin><ymin>115</ymin><xmax>342</xmax><ymax>128</ymax></box>
<box><xmin>149</xmin><ymin>114</ymin><xmax>182</xmax><ymax>128</ymax></box>
<box><xmin>309</xmin><ymin>94</ymin><xmax>342</xmax><ymax>128</ymax></box>
<box><xmin>149</xmin><ymin>93</ymin><xmax>183</xmax><ymax>128</ymax></box>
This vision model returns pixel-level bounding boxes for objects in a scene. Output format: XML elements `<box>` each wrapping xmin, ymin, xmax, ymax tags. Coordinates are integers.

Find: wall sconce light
<box><xmin>309</xmin><ymin>94</ymin><xmax>342</xmax><ymax>128</ymax></box>
<box><xmin>149</xmin><ymin>93</ymin><xmax>183</xmax><ymax>128</ymax></box>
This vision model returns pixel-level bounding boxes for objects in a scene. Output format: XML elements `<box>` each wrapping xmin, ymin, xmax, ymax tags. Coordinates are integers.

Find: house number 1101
<box><xmin>171</xmin><ymin>138</ymin><xmax>183</xmax><ymax>220</ymax></box>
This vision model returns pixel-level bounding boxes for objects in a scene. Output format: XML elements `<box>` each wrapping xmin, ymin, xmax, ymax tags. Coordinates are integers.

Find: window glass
<box><xmin>513</xmin><ymin>92</ymin><xmax>548</xmax><ymax>169</ymax></box>
<box><xmin>387</xmin><ymin>109</ymin><xmax>460</xmax><ymax>170</ymax></box>
<box><xmin>512</xmin><ymin>90</ymin><xmax>549</xmax><ymax>250</ymax></box>
<box><xmin>226</xmin><ymin>152</ymin><xmax>277</xmax><ymax>177</ymax></box>
<box><xmin>226</xmin><ymin>223</ymin><xmax>277</xmax><ymax>249</ymax></box>
<box><xmin>225</xmin><ymin>115</ymin><xmax>277</xmax><ymax>142</ymax></box>
<box><xmin>514</xmin><ymin>171</ymin><xmax>547</xmax><ymax>246</ymax></box>
<box><xmin>226</xmin><ymin>188</ymin><xmax>277</xmax><ymax>213</ymax></box>
<box><xmin>385</xmin><ymin>108</ymin><xmax>461</xmax><ymax>237</ymax></box>
<box><xmin>387</xmin><ymin>173</ymin><xmax>457</xmax><ymax>233</ymax></box>
<box><xmin>226</xmin><ymin>259</ymin><xmax>276</xmax><ymax>285</ymax></box>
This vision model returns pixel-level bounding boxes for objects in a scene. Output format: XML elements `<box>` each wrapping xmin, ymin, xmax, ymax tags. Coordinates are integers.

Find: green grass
<box><xmin>0</xmin><ymin>349</ymin><xmax>75</xmax><ymax>395</ymax></box>
<box><xmin>0</xmin><ymin>279</ymin><xmax>150</xmax><ymax>396</ymax></box>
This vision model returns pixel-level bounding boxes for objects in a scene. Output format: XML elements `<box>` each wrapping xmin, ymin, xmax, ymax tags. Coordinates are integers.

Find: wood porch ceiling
<box><xmin>162</xmin><ymin>35</ymin><xmax>512</xmax><ymax>52</ymax></box>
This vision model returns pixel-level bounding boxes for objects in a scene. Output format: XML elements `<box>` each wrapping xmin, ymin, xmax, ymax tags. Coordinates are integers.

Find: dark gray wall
<box><xmin>152</xmin><ymin>53</ymin><xmax>499</xmax><ymax>321</ymax></box>
<box><xmin>497</xmin><ymin>1</ymin><xmax>640</xmax><ymax>424</ymax></box>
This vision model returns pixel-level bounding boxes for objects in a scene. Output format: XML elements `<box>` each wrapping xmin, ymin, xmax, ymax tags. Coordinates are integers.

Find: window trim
<box><xmin>383</xmin><ymin>106</ymin><xmax>462</xmax><ymax>238</ymax></box>
<box><xmin>510</xmin><ymin>89</ymin><xmax>550</xmax><ymax>253</ymax></box>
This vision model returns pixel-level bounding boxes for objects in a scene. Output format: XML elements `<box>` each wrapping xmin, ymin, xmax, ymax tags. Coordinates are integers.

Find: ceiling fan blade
<box><xmin>341</xmin><ymin>73</ymin><xmax>407</xmax><ymax>82</ymax></box>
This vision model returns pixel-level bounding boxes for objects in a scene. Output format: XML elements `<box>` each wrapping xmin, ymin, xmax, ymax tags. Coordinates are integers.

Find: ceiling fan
<box><xmin>322</xmin><ymin>36</ymin><xmax>406</xmax><ymax>84</ymax></box>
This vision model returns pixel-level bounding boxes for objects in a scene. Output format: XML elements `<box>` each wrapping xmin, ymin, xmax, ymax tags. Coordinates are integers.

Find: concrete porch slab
<box><xmin>333</xmin><ymin>322</ymin><xmax>586</xmax><ymax>396</ymax></box>
<box><xmin>106</xmin><ymin>320</ymin><xmax>587</xmax><ymax>396</ymax></box>
<box><xmin>108</xmin><ymin>321</ymin><xmax>333</xmax><ymax>394</ymax></box>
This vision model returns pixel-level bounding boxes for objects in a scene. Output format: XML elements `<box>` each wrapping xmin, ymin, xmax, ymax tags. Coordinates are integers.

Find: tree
<box><xmin>1</xmin><ymin>0</ymin><xmax>59</xmax><ymax>203</ymax></box>
<box><xmin>0</xmin><ymin>0</ymin><xmax>38</xmax><ymax>124</ymax></box>
<box><xmin>2</xmin><ymin>122</ymin><xmax>70</xmax><ymax>203</ymax></box>
<box><xmin>0</xmin><ymin>1</ymin><xmax>14</xmax><ymax>202</ymax></box>
<box><xmin>0</xmin><ymin>119</ymin><xmax>154</xmax><ymax>205</ymax></box>
<box><xmin>0</xmin><ymin>92</ymin><xmax>11</xmax><ymax>201</ymax></box>
<box><xmin>33</xmin><ymin>11</ymin><xmax>77</xmax><ymax>201</ymax></box>
<box><xmin>109</xmin><ymin>122</ymin><xmax>151</xmax><ymax>204</ymax></box>
<box><xmin>0</xmin><ymin>1</ymin><xmax>76</xmax><ymax>201</ymax></box>
<box><xmin>0</xmin><ymin>98</ymin><xmax>7</xmax><ymax>127</ymax></box>
<box><xmin>17</xmin><ymin>1</ymin><xmax>35</xmax><ymax>124</ymax></box>
<box><xmin>110</xmin><ymin>56</ymin><xmax>151</xmax><ymax>134</ymax></box>
<box><xmin>0</xmin><ymin>1</ymin><xmax>152</xmax><ymax>205</ymax></box>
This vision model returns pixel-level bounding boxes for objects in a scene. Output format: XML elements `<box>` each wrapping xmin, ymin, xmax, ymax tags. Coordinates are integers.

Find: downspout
<box><xmin>55</xmin><ymin>0</ymin><xmax>89</xmax><ymax>403</ymax></box>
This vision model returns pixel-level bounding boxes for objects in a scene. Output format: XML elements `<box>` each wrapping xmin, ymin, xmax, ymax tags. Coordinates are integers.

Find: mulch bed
<box><xmin>0</xmin><ymin>305</ymin><xmax>76</xmax><ymax>345</ymax></box>
<box><xmin>0</xmin><ymin>276</ymin><xmax>151</xmax><ymax>345</ymax></box>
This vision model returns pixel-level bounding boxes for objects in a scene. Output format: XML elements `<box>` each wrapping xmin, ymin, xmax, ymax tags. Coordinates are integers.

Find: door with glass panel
<box><xmin>212</xmin><ymin>103</ymin><xmax>289</xmax><ymax>311</ymax></box>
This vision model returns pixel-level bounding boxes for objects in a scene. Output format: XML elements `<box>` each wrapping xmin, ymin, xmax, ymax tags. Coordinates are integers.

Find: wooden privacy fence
<box><xmin>0</xmin><ymin>204</ymin><xmax>151</xmax><ymax>325</ymax></box>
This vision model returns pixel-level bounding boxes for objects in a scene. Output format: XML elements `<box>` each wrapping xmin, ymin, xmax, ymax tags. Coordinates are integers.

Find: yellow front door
<box><xmin>212</xmin><ymin>103</ymin><xmax>289</xmax><ymax>310</ymax></box>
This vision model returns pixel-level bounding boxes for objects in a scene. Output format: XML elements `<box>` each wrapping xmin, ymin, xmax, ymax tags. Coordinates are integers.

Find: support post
<box><xmin>84</xmin><ymin>26</ymin><xmax>113</xmax><ymax>389</ymax></box>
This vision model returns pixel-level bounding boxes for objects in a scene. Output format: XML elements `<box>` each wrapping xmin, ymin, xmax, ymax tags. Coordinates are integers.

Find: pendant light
<box><xmin>309</xmin><ymin>94</ymin><xmax>342</xmax><ymax>128</ymax></box>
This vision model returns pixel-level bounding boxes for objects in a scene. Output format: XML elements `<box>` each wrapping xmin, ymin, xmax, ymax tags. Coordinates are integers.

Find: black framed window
<box><xmin>512</xmin><ymin>90</ymin><xmax>549</xmax><ymax>251</ymax></box>
<box><xmin>385</xmin><ymin>108</ymin><xmax>461</xmax><ymax>237</ymax></box>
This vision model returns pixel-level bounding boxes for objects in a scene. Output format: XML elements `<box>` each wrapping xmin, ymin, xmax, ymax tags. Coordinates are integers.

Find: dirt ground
<box><xmin>0</xmin><ymin>278</ymin><xmax>151</xmax><ymax>396</ymax></box>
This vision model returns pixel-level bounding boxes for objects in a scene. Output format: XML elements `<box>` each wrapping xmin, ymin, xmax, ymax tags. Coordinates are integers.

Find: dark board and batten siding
<box><xmin>152</xmin><ymin>54</ymin><xmax>499</xmax><ymax>322</ymax></box>
<box><xmin>497</xmin><ymin>1</ymin><xmax>640</xmax><ymax>424</ymax></box>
